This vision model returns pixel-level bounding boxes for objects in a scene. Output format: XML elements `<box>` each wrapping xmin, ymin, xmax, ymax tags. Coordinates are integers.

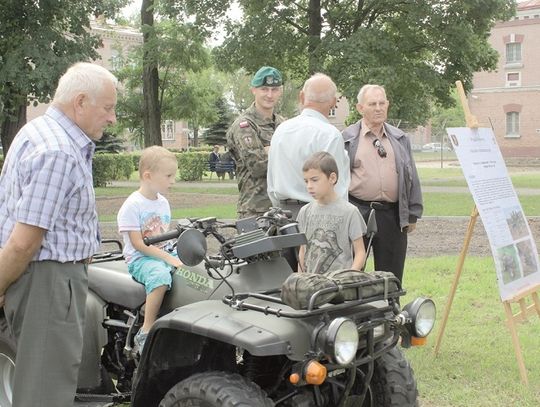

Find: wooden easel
<box><xmin>433</xmin><ymin>80</ymin><xmax>540</xmax><ymax>385</ymax></box>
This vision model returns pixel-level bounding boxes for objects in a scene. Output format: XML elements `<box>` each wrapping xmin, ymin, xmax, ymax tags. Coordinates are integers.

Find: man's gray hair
<box><xmin>357</xmin><ymin>84</ymin><xmax>387</xmax><ymax>104</ymax></box>
<box><xmin>53</xmin><ymin>62</ymin><xmax>118</xmax><ymax>105</ymax></box>
<box><xmin>303</xmin><ymin>73</ymin><xmax>337</xmax><ymax>104</ymax></box>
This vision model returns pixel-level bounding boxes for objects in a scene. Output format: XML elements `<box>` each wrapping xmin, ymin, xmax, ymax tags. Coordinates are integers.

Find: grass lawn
<box><xmin>95</xmin><ymin>185</ymin><xmax>239</xmax><ymax>197</ymax></box>
<box><xmin>422</xmin><ymin>193</ymin><xmax>540</xmax><ymax>216</ymax></box>
<box><xmin>401</xmin><ymin>256</ymin><xmax>540</xmax><ymax>406</ymax></box>
<box><xmin>418</xmin><ymin>168</ymin><xmax>540</xmax><ymax>189</ymax></box>
<box><xmin>414</xmin><ymin>152</ymin><xmax>457</xmax><ymax>162</ymax></box>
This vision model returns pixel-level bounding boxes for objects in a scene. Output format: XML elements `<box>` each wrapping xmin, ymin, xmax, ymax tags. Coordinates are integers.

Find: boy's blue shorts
<box><xmin>128</xmin><ymin>255</ymin><xmax>174</xmax><ymax>294</ymax></box>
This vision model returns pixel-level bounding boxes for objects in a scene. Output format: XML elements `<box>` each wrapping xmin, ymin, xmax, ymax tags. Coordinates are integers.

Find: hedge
<box><xmin>93</xmin><ymin>153</ymin><xmax>134</xmax><ymax>187</ymax></box>
<box><xmin>0</xmin><ymin>150</ymin><xmax>210</xmax><ymax>186</ymax></box>
<box><xmin>176</xmin><ymin>152</ymin><xmax>209</xmax><ymax>181</ymax></box>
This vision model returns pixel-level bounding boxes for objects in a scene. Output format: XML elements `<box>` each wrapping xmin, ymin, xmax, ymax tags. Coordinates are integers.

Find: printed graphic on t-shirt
<box><xmin>140</xmin><ymin>212</ymin><xmax>171</xmax><ymax>249</ymax></box>
<box><xmin>306</xmin><ymin>227</ymin><xmax>344</xmax><ymax>274</ymax></box>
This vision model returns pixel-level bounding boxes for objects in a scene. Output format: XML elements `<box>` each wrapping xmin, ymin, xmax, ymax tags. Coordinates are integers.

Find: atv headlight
<box><xmin>323</xmin><ymin>318</ymin><xmax>359</xmax><ymax>365</ymax></box>
<box><xmin>402</xmin><ymin>297</ymin><xmax>436</xmax><ymax>337</ymax></box>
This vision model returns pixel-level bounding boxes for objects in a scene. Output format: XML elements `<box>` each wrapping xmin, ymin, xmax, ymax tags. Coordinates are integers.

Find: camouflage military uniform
<box><xmin>226</xmin><ymin>103</ymin><xmax>284</xmax><ymax>218</ymax></box>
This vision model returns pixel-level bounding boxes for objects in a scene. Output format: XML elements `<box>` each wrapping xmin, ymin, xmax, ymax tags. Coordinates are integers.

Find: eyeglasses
<box><xmin>373</xmin><ymin>138</ymin><xmax>387</xmax><ymax>158</ymax></box>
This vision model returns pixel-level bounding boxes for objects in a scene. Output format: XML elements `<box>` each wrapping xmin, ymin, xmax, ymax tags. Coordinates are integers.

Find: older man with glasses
<box><xmin>342</xmin><ymin>84</ymin><xmax>423</xmax><ymax>284</ymax></box>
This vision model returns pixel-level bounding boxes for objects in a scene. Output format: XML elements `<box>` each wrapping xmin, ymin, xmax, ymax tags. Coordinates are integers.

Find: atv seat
<box><xmin>88</xmin><ymin>260</ymin><xmax>146</xmax><ymax>309</ymax></box>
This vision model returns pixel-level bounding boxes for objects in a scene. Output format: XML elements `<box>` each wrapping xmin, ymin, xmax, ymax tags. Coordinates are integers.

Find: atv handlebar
<box><xmin>143</xmin><ymin>227</ymin><xmax>182</xmax><ymax>246</ymax></box>
<box><xmin>142</xmin><ymin>217</ymin><xmax>225</xmax><ymax>247</ymax></box>
<box><xmin>142</xmin><ymin>210</ymin><xmax>304</xmax><ymax>262</ymax></box>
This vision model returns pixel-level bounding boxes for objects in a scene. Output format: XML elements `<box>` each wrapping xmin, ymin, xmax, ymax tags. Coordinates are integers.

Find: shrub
<box><xmin>131</xmin><ymin>152</ymin><xmax>141</xmax><ymax>172</ymax></box>
<box><xmin>176</xmin><ymin>152</ymin><xmax>209</xmax><ymax>181</ymax></box>
<box><xmin>189</xmin><ymin>146</ymin><xmax>213</xmax><ymax>152</ymax></box>
<box><xmin>111</xmin><ymin>153</ymin><xmax>135</xmax><ymax>180</ymax></box>
<box><xmin>93</xmin><ymin>153</ymin><xmax>135</xmax><ymax>187</ymax></box>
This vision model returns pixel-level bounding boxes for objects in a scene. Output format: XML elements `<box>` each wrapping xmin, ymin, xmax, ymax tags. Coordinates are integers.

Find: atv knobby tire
<box><xmin>369</xmin><ymin>347</ymin><xmax>419</xmax><ymax>407</ymax></box>
<box><xmin>159</xmin><ymin>371</ymin><xmax>274</xmax><ymax>407</ymax></box>
<box><xmin>0</xmin><ymin>313</ymin><xmax>16</xmax><ymax>407</ymax></box>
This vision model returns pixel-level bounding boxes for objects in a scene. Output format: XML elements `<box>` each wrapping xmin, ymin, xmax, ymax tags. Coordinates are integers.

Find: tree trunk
<box><xmin>141</xmin><ymin>0</ymin><xmax>162</xmax><ymax>147</ymax></box>
<box><xmin>307</xmin><ymin>0</ymin><xmax>322</xmax><ymax>74</ymax></box>
<box><xmin>0</xmin><ymin>97</ymin><xmax>27</xmax><ymax>154</ymax></box>
<box><xmin>192</xmin><ymin>126</ymin><xmax>199</xmax><ymax>147</ymax></box>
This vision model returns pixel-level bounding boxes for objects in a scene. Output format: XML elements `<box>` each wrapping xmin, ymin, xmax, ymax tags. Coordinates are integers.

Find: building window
<box><xmin>329</xmin><ymin>107</ymin><xmax>336</xmax><ymax>117</ymax></box>
<box><xmin>506</xmin><ymin>42</ymin><xmax>521</xmax><ymax>63</ymax></box>
<box><xmin>161</xmin><ymin>120</ymin><xmax>175</xmax><ymax>140</ymax></box>
<box><xmin>506</xmin><ymin>72</ymin><xmax>521</xmax><ymax>87</ymax></box>
<box><xmin>506</xmin><ymin>112</ymin><xmax>520</xmax><ymax>137</ymax></box>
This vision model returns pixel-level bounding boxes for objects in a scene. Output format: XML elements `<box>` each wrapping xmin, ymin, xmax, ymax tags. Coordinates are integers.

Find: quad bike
<box><xmin>0</xmin><ymin>208</ymin><xmax>435</xmax><ymax>406</ymax></box>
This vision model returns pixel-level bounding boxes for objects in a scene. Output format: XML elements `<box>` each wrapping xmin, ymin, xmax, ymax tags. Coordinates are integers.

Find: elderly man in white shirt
<box><xmin>267</xmin><ymin>73</ymin><xmax>350</xmax><ymax>219</ymax></box>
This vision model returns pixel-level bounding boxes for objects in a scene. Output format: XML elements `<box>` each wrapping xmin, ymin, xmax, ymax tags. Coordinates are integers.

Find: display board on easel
<box><xmin>433</xmin><ymin>81</ymin><xmax>540</xmax><ymax>385</ymax></box>
<box><xmin>446</xmin><ymin>126</ymin><xmax>540</xmax><ymax>299</ymax></box>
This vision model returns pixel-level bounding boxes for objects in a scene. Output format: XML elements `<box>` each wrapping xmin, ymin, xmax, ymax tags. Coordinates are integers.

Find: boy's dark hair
<box><xmin>302</xmin><ymin>151</ymin><xmax>339</xmax><ymax>183</ymax></box>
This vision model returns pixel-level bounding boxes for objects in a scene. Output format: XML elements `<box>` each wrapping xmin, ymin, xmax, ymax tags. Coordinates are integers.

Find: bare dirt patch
<box><xmin>96</xmin><ymin>192</ymin><xmax>237</xmax><ymax>218</ymax></box>
<box><xmin>97</xmin><ymin>193</ymin><xmax>540</xmax><ymax>258</ymax></box>
<box><xmin>409</xmin><ymin>217</ymin><xmax>540</xmax><ymax>258</ymax></box>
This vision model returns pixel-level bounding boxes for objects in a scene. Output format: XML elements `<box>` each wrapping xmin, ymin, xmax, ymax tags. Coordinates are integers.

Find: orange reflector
<box><xmin>289</xmin><ymin>373</ymin><xmax>300</xmax><ymax>384</ymax></box>
<box><xmin>411</xmin><ymin>336</ymin><xmax>427</xmax><ymax>346</ymax></box>
<box><xmin>305</xmin><ymin>360</ymin><xmax>327</xmax><ymax>385</ymax></box>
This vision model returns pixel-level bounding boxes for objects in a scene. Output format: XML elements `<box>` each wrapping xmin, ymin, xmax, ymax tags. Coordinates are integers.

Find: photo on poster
<box><xmin>497</xmin><ymin>245</ymin><xmax>521</xmax><ymax>284</ymax></box>
<box><xmin>504</xmin><ymin>205</ymin><xmax>528</xmax><ymax>241</ymax></box>
<box><xmin>516</xmin><ymin>239</ymin><xmax>538</xmax><ymax>277</ymax></box>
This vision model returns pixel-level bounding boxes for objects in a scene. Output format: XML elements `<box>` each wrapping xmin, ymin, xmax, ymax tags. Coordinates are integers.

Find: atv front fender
<box><xmin>155</xmin><ymin>299</ymin><xmax>314</xmax><ymax>358</ymax></box>
<box><xmin>132</xmin><ymin>299</ymin><xmax>314</xmax><ymax>407</ymax></box>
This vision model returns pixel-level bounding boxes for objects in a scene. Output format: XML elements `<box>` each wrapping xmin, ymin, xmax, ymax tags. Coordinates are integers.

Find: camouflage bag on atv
<box><xmin>281</xmin><ymin>270</ymin><xmax>399</xmax><ymax>310</ymax></box>
<box><xmin>280</xmin><ymin>273</ymin><xmax>339</xmax><ymax>310</ymax></box>
<box><xmin>327</xmin><ymin>269</ymin><xmax>399</xmax><ymax>302</ymax></box>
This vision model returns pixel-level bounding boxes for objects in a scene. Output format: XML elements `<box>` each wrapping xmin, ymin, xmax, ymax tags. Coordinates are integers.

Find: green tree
<box><xmin>203</xmin><ymin>97</ymin><xmax>233</xmax><ymax>146</ymax></box>
<box><xmin>140</xmin><ymin>0</ymin><xmax>231</xmax><ymax>147</ymax></box>
<box><xmin>0</xmin><ymin>0</ymin><xmax>127</xmax><ymax>153</ymax></box>
<box><xmin>216</xmin><ymin>0</ymin><xmax>515</xmax><ymax>126</ymax></box>
<box><xmin>170</xmin><ymin>69</ymin><xmax>225</xmax><ymax>147</ymax></box>
<box><xmin>95</xmin><ymin>131</ymin><xmax>125</xmax><ymax>154</ymax></box>
<box><xmin>430</xmin><ymin>89</ymin><xmax>465</xmax><ymax>145</ymax></box>
<box><xmin>115</xmin><ymin>18</ymin><xmax>211</xmax><ymax>147</ymax></box>
<box><xmin>228</xmin><ymin>69</ymin><xmax>253</xmax><ymax>113</ymax></box>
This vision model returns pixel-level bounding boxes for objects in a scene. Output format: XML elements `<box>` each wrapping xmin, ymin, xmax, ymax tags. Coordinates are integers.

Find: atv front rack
<box><xmin>223</xmin><ymin>274</ymin><xmax>405</xmax><ymax>318</ymax></box>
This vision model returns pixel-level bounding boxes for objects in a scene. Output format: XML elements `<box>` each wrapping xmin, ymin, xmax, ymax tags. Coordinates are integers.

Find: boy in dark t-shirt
<box><xmin>297</xmin><ymin>152</ymin><xmax>367</xmax><ymax>274</ymax></box>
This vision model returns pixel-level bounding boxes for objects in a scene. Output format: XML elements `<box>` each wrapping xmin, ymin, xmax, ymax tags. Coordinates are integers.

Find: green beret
<box><xmin>251</xmin><ymin>66</ymin><xmax>283</xmax><ymax>87</ymax></box>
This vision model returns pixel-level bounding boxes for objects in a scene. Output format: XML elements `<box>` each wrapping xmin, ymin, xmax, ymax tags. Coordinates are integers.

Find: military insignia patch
<box><xmin>243</xmin><ymin>136</ymin><xmax>253</xmax><ymax>146</ymax></box>
<box><xmin>239</xmin><ymin>121</ymin><xmax>249</xmax><ymax>128</ymax></box>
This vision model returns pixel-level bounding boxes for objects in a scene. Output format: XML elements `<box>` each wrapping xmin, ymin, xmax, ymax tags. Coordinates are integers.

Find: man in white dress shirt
<box><xmin>267</xmin><ymin>73</ymin><xmax>350</xmax><ymax>219</ymax></box>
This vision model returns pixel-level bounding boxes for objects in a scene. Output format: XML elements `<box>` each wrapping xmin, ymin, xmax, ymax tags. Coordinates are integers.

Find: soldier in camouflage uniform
<box><xmin>226</xmin><ymin>66</ymin><xmax>285</xmax><ymax>218</ymax></box>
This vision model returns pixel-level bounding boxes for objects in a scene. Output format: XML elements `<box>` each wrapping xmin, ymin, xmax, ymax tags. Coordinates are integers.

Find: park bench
<box><xmin>207</xmin><ymin>161</ymin><xmax>235</xmax><ymax>179</ymax></box>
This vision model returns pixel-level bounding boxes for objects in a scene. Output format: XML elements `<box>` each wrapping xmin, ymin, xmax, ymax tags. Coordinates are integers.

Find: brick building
<box><xmin>470</xmin><ymin>0</ymin><xmax>540</xmax><ymax>157</ymax></box>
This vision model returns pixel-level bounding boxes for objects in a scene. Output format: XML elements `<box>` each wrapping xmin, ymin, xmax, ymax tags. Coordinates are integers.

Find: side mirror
<box><xmin>176</xmin><ymin>229</ymin><xmax>207</xmax><ymax>266</ymax></box>
<box><xmin>366</xmin><ymin>209</ymin><xmax>378</xmax><ymax>238</ymax></box>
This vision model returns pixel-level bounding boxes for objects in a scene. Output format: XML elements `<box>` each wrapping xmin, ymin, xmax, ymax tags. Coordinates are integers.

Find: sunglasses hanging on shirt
<box><xmin>373</xmin><ymin>138</ymin><xmax>387</xmax><ymax>158</ymax></box>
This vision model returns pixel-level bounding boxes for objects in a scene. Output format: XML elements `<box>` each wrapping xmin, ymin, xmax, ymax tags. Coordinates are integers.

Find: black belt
<box><xmin>279</xmin><ymin>199</ymin><xmax>308</xmax><ymax>205</ymax></box>
<box><xmin>348</xmin><ymin>195</ymin><xmax>397</xmax><ymax>211</ymax></box>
